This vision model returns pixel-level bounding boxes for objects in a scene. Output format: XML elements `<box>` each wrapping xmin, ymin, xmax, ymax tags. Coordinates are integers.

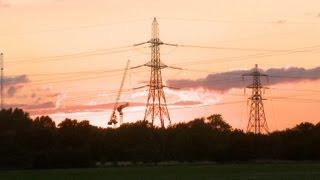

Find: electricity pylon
<box><xmin>133</xmin><ymin>18</ymin><xmax>178</xmax><ymax>128</ymax></box>
<box><xmin>243</xmin><ymin>64</ymin><xmax>269</xmax><ymax>134</ymax></box>
<box><xmin>0</xmin><ymin>53</ymin><xmax>3</xmax><ymax>110</ymax></box>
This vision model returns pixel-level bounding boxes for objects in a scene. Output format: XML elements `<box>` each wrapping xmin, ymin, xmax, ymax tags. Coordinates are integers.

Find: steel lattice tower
<box><xmin>143</xmin><ymin>18</ymin><xmax>171</xmax><ymax>128</ymax></box>
<box><xmin>243</xmin><ymin>64</ymin><xmax>269</xmax><ymax>134</ymax></box>
<box><xmin>0</xmin><ymin>53</ymin><xmax>3</xmax><ymax>110</ymax></box>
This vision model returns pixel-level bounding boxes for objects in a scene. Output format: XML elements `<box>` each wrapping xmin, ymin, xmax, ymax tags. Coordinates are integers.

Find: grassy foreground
<box><xmin>0</xmin><ymin>163</ymin><xmax>320</xmax><ymax>180</ymax></box>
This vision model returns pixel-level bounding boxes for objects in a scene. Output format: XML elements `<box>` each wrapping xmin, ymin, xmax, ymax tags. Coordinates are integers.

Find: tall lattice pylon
<box><xmin>243</xmin><ymin>64</ymin><xmax>269</xmax><ymax>134</ymax></box>
<box><xmin>133</xmin><ymin>17</ymin><xmax>179</xmax><ymax>128</ymax></box>
<box><xmin>143</xmin><ymin>18</ymin><xmax>171</xmax><ymax>128</ymax></box>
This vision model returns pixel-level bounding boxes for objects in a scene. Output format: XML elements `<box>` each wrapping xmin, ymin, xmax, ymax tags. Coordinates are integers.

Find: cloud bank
<box><xmin>167</xmin><ymin>66</ymin><xmax>320</xmax><ymax>92</ymax></box>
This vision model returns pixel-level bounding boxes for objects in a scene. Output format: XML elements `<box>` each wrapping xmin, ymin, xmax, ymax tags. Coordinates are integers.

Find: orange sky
<box><xmin>1</xmin><ymin>0</ymin><xmax>320</xmax><ymax>131</ymax></box>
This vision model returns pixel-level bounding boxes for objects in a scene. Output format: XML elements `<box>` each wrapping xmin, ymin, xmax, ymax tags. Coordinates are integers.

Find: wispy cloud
<box><xmin>1</xmin><ymin>0</ymin><xmax>61</xmax><ymax>7</ymax></box>
<box><xmin>3</xmin><ymin>75</ymin><xmax>29</xmax><ymax>97</ymax></box>
<box><xmin>4</xmin><ymin>75</ymin><xmax>29</xmax><ymax>85</ymax></box>
<box><xmin>7</xmin><ymin>85</ymin><xmax>23</xmax><ymax>97</ymax></box>
<box><xmin>27</xmin><ymin>101</ymin><xmax>145</xmax><ymax>115</ymax></box>
<box><xmin>5</xmin><ymin>101</ymin><xmax>56</xmax><ymax>110</ymax></box>
<box><xmin>0</xmin><ymin>0</ymin><xmax>10</xmax><ymax>8</ymax></box>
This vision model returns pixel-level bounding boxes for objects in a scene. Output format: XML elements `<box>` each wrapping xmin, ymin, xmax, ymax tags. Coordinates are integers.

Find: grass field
<box><xmin>0</xmin><ymin>163</ymin><xmax>320</xmax><ymax>180</ymax></box>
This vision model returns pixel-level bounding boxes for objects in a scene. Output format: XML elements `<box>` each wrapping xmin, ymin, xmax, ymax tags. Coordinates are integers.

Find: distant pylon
<box><xmin>143</xmin><ymin>18</ymin><xmax>171</xmax><ymax>128</ymax></box>
<box><xmin>243</xmin><ymin>64</ymin><xmax>269</xmax><ymax>134</ymax></box>
<box><xmin>0</xmin><ymin>53</ymin><xmax>3</xmax><ymax>110</ymax></box>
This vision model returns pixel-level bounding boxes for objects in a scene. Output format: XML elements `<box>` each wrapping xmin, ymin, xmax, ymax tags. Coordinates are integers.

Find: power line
<box><xmin>171</xmin><ymin>45</ymin><xmax>320</xmax><ymax>67</ymax></box>
<box><xmin>271</xmin><ymin>97</ymin><xmax>320</xmax><ymax>103</ymax></box>
<box><xmin>3</xmin><ymin>68</ymin><xmax>147</xmax><ymax>89</ymax></box>
<box><xmin>0</xmin><ymin>18</ymin><xmax>151</xmax><ymax>37</ymax></box>
<box><xmin>6</xmin><ymin>40</ymin><xmax>320</xmax><ymax>65</ymax></box>
<box><xmin>21</xmin><ymin>72</ymin><xmax>124</xmax><ymax>86</ymax></box>
<box><xmin>8</xmin><ymin>69</ymin><xmax>125</xmax><ymax>77</ymax></box>
<box><xmin>159</xmin><ymin>17</ymin><xmax>320</xmax><ymax>25</ymax></box>
<box><xmin>168</xmin><ymin>100</ymin><xmax>246</xmax><ymax>110</ymax></box>
<box><xmin>6</xmin><ymin>46</ymin><xmax>144</xmax><ymax>64</ymax></box>
<box><xmin>270</xmin><ymin>75</ymin><xmax>320</xmax><ymax>79</ymax></box>
<box><xmin>177</xmin><ymin>44</ymin><xmax>289</xmax><ymax>52</ymax></box>
<box><xmin>269</xmin><ymin>87</ymin><xmax>320</xmax><ymax>93</ymax></box>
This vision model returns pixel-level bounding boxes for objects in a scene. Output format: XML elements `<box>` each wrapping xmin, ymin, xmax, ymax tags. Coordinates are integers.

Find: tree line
<box><xmin>0</xmin><ymin>108</ymin><xmax>319</xmax><ymax>169</ymax></box>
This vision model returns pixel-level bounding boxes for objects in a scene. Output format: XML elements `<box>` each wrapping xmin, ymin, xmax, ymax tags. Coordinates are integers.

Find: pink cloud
<box><xmin>0</xmin><ymin>0</ymin><xmax>10</xmax><ymax>8</ymax></box>
<box><xmin>167</xmin><ymin>66</ymin><xmax>320</xmax><ymax>92</ymax></box>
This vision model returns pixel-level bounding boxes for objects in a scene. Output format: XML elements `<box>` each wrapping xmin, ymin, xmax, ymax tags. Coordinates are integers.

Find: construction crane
<box><xmin>108</xmin><ymin>60</ymin><xmax>130</xmax><ymax>126</ymax></box>
<box><xmin>117</xmin><ymin>102</ymin><xmax>129</xmax><ymax>125</ymax></box>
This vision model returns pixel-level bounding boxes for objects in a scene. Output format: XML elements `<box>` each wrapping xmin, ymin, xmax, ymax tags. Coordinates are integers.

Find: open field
<box><xmin>0</xmin><ymin>163</ymin><xmax>320</xmax><ymax>180</ymax></box>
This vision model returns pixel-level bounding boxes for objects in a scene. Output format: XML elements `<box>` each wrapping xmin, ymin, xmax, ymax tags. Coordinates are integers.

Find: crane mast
<box><xmin>108</xmin><ymin>60</ymin><xmax>130</xmax><ymax>126</ymax></box>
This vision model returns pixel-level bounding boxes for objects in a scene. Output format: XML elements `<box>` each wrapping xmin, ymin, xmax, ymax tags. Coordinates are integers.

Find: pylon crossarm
<box><xmin>144</xmin><ymin>63</ymin><xmax>168</xmax><ymax>69</ymax></box>
<box><xmin>135</xmin><ymin>40</ymin><xmax>176</xmax><ymax>47</ymax></box>
<box><xmin>167</xmin><ymin>65</ymin><xmax>183</xmax><ymax>70</ymax></box>
<box><xmin>147</xmin><ymin>85</ymin><xmax>166</xmax><ymax>90</ymax></box>
<box><xmin>162</xmin><ymin>42</ymin><xmax>179</xmax><ymax>46</ymax></box>
<box><xmin>132</xmin><ymin>85</ymin><xmax>148</xmax><ymax>90</ymax></box>
<box><xmin>146</xmin><ymin>85</ymin><xmax>179</xmax><ymax>90</ymax></box>
<box><xmin>164</xmin><ymin>86</ymin><xmax>180</xmax><ymax>90</ymax></box>
<box><xmin>133</xmin><ymin>41</ymin><xmax>149</xmax><ymax>46</ymax></box>
<box><xmin>130</xmin><ymin>64</ymin><xmax>145</xmax><ymax>69</ymax></box>
<box><xmin>247</xmin><ymin>85</ymin><xmax>265</xmax><ymax>89</ymax></box>
<box><xmin>150</xmin><ymin>41</ymin><xmax>164</xmax><ymax>46</ymax></box>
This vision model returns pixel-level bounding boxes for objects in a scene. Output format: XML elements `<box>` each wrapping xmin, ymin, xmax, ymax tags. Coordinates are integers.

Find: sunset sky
<box><xmin>1</xmin><ymin>0</ymin><xmax>320</xmax><ymax>131</ymax></box>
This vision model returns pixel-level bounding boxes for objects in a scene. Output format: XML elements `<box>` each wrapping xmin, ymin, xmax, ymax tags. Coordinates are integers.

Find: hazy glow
<box><xmin>1</xmin><ymin>0</ymin><xmax>320</xmax><ymax>130</ymax></box>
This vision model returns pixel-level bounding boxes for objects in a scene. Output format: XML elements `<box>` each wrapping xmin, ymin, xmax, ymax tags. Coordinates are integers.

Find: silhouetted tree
<box><xmin>0</xmin><ymin>109</ymin><xmax>320</xmax><ymax>169</ymax></box>
<box><xmin>207</xmin><ymin>114</ymin><xmax>231</xmax><ymax>132</ymax></box>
